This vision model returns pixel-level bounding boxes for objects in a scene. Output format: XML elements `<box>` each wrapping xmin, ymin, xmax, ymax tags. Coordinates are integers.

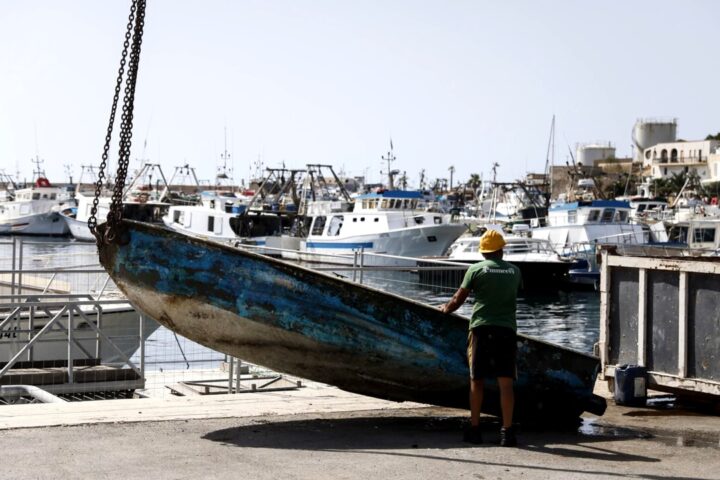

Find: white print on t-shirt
<box><xmin>482</xmin><ymin>267</ymin><xmax>515</xmax><ymax>274</ymax></box>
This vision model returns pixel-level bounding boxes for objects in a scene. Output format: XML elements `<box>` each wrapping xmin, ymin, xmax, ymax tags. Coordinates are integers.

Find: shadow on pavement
<box><xmin>199</xmin><ymin>414</ymin><xmax>704</xmax><ymax>479</ymax></box>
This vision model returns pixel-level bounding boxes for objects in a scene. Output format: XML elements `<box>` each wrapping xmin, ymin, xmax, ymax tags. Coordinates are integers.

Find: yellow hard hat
<box><xmin>479</xmin><ymin>229</ymin><xmax>506</xmax><ymax>253</ymax></box>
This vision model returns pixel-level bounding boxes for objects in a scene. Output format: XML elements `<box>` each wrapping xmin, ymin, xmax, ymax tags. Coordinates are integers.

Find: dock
<box><xmin>0</xmin><ymin>378</ymin><xmax>718</xmax><ymax>480</ymax></box>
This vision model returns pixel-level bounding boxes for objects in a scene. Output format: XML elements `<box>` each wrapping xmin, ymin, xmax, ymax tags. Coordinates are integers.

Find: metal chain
<box><xmin>88</xmin><ymin>0</ymin><xmax>137</xmax><ymax>237</ymax></box>
<box><xmin>90</xmin><ymin>0</ymin><xmax>147</xmax><ymax>245</ymax></box>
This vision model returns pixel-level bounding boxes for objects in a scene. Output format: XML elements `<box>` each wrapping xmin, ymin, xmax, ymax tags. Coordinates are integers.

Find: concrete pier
<box><xmin>0</xmin><ymin>379</ymin><xmax>718</xmax><ymax>480</ymax></box>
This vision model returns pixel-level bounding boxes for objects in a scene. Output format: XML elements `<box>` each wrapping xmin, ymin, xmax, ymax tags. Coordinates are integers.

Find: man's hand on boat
<box><xmin>440</xmin><ymin>287</ymin><xmax>470</xmax><ymax>314</ymax></box>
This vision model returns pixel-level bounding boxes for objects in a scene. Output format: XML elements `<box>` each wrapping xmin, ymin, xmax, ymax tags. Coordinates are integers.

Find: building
<box><xmin>643</xmin><ymin>140</ymin><xmax>720</xmax><ymax>180</ymax></box>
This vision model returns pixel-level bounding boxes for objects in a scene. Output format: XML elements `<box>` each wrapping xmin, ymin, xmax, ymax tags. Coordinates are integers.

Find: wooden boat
<box><xmin>97</xmin><ymin>220</ymin><xmax>606</xmax><ymax>423</ymax></box>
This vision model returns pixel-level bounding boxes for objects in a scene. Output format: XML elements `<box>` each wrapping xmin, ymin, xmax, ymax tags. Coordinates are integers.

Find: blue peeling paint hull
<box><xmin>99</xmin><ymin>221</ymin><xmax>605</xmax><ymax>423</ymax></box>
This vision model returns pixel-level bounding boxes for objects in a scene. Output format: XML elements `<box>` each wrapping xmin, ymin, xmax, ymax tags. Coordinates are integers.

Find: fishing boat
<box><xmin>418</xmin><ymin>225</ymin><xmax>575</xmax><ymax>291</ymax></box>
<box><xmin>163</xmin><ymin>167</ymin><xmax>301</xmax><ymax>246</ymax></box>
<box><xmin>0</xmin><ymin>168</ymin><xmax>72</xmax><ymax>236</ymax></box>
<box><xmin>274</xmin><ymin>189</ymin><xmax>468</xmax><ymax>266</ymax></box>
<box><xmin>61</xmin><ymin>163</ymin><xmax>173</xmax><ymax>241</ymax></box>
<box><xmin>96</xmin><ymin>219</ymin><xmax>605</xmax><ymax>423</ymax></box>
<box><xmin>531</xmin><ymin>200</ymin><xmax>650</xmax><ymax>288</ymax></box>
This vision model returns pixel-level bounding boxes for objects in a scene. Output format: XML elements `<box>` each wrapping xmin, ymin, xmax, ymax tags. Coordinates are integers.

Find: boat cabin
<box><xmin>667</xmin><ymin>219</ymin><xmax>720</xmax><ymax>250</ymax></box>
<box><xmin>547</xmin><ymin>200</ymin><xmax>632</xmax><ymax>227</ymax></box>
<box><xmin>303</xmin><ymin>190</ymin><xmax>447</xmax><ymax>239</ymax></box>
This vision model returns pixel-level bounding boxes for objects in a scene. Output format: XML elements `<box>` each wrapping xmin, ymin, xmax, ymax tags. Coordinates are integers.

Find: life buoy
<box><xmin>35</xmin><ymin>177</ymin><xmax>51</xmax><ymax>188</ymax></box>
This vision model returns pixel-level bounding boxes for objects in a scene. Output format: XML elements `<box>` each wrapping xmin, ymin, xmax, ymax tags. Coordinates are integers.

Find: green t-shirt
<box><xmin>460</xmin><ymin>259</ymin><xmax>522</xmax><ymax>331</ymax></box>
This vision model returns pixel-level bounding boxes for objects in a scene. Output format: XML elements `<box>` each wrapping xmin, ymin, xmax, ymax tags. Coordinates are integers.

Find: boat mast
<box><xmin>31</xmin><ymin>155</ymin><xmax>46</xmax><ymax>182</ymax></box>
<box><xmin>544</xmin><ymin>115</ymin><xmax>555</xmax><ymax>202</ymax></box>
<box><xmin>381</xmin><ymin>139</ymin><xmax>396</xmax><ymax>189</ymax></box>
<box><xmin>217</xmin><ymin>126</ymin><xmax>233</xmax><ymax>191</ymax></box>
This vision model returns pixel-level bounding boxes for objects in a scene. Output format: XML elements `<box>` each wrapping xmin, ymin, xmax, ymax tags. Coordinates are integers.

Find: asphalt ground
<box><xmin>0</xmin><ymin>382</ymin><xmax>718</xmax><ymax>480</ymax></box>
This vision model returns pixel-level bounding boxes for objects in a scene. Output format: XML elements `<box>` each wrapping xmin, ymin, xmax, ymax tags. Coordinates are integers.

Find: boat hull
<box><xmin>98</xmin><ymin>221</ymin><xmax>605</xmax><ymax>423</ymax></box>
<box><xmin>61</xmin><ymin>212</ymin><xmax>96</xmax><ymax>241</ymax></box>
<box><xmin>287</xmin><ymin>224</ymin><xmax>468</xmax><ymax>266</ymax></box>
<box><xmin>0</xmin><ymin>212</ymin><xmax>69</xmax><ymax>236</ymax></box>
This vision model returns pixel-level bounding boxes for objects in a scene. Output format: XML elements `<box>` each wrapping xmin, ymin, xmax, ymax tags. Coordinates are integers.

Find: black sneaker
<box><xmin>499</xmin><ymin>426</ymin><xmax>517</xmax><ymax>447</ymax></box>
<box><xmin>463</xmin><ymin>426</ymin><xmax>483</xmax><ymax>444</ymax></box>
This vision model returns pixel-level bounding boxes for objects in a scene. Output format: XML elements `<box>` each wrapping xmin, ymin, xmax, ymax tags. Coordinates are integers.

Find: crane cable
<box><xmin>88</xmin><ymin>0</ymin><xmax>147</xmax><ymax>245</ymax></box>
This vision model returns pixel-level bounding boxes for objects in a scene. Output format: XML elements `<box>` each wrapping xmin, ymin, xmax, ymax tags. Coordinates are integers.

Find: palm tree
<box><xmin>466</xmin><ymin>173</ymin><xmax>481</xmax><ymax>190</ymax></box>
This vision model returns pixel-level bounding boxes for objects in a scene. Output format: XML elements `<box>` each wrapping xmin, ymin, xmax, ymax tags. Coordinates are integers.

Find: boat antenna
<box><xmin>381</xmin><ymin>138</ymin><xmax>396</xmax><ymax>189</ymax></box>
<box><xmin>31</xmin><ymin>155</ymin><xmax>46</xmax><ymax>181</ymax></box>
<box><xmin>217</xmin><ymin>126</ymin><xmax>233</xmax><ymax>189</ymax></box>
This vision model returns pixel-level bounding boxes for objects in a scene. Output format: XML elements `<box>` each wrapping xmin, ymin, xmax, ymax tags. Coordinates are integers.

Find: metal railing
<box><xmin>0</xmin><ymin>293</ymin><xmax>146</xmax><ymax>397</ymax></box>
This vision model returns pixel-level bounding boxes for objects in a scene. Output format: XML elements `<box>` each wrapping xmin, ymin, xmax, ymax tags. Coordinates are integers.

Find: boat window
<box><xmin>42</xmin><ymin>194</ymin><xmax>48</xmax><ymax>199</ymax></box>
<box><xmin>374</xmin><ymin>217</ymin><xmax>379</xmax><ymax>222</ymax></box>
<box><xmin>614</xmin><ymin>210</ymin><xmax>628</xmax><ymax>222</ymax></box>
<box><xmin>587</xmin><ymin>210</ymin><xmax>600</xmax><ymax>222</ymax></box>
<box><xmin>466</xmin><ymin>241</ymin><xmax>479</xmax><ymax>252</ymax></box>
<box><xmin>50</xmin><ymin>193</ymin><xmax>57</xmax><ymax>200</ymax></box>
<box><xmin>328</xmin><ymin>216</ymin><xmax>344</xmax><ymax>236</ymax></box>
<box><xmin>360</xmin><ymin>217</ymin><xmax>365</xmax><ymax>222</ymax></box>
<box><xmin>311</xmin><ymin>216</ymin><xmax>326</xmax><ymax>235</ymax></box>
<box><xmin>668</xmin><ymin>226</ymin><xmax>688</xmax><ymax>243</ymax></box>
<box><xmin>693</xmin><ymin>228</ymin><xmax>715</xmax><ymax>243</ymax></box>
<box><xmin>173</xmin><ymin>210</ymin><xmax>182</xmax><ymax>223</ymax></box>
<box><xmin>207</xmin><ymin>216</ymin><xmax>215</xmax><ymax>232</ymax></box>
<box><xmin>381</xmin><ymin>199</ymin><xmax>388</xmax><ymax>209</ymax></box>
<box><xmin>362</xmin><ymin>200</ymin><xmax>368</xmax><ymax>209</ymax></box>
<box><xmin>434</xmin><ymin>217</ymin><xmax>442</xmax><ymax>224</ymax></box>
<box><xmin>352</xmin><ymin>218</ymin><xmax>357</xmax><ymax>222</ymax></box>
<box><xmin>427</xmin><ymin>236</ymin><xmax>437</xmax><ymax>242</ymax></box>
<box><xmin>567</xmin><ymin>210</ymin><xmax>577</xmax><ymax>224</ymax></box>
<box><xmin>389</xmin><ymin>199</ymin><xmax>396</xmax><ymax>208</ymax></box>
<box><xmin>414</xmin><ymin>216</ymin><xmax>425</xmax><ymax>225</ymax></box>
<box><xmin>403</xmin><ymin>199</ymin><xmax>410</xmax><ymax>209</ymax></box>
<box><xmin>637</xmin><ymin>204</ymin><xmax>646</xmax><ymax>212</ymax></box>
<box><xmin>600</xmin><ymin>208</ymin><xmax>615</xmax><ymax>223</ymax></box>
<box><xmin>32</xmin><ymin>193</ymin><xmax>40</xmax><ymax>200</ymax></box>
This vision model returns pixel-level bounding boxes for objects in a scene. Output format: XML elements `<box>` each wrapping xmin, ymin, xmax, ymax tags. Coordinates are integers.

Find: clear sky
<box><xmin>1</xmin><ymin>1</ymin><xmax>718</xmax><ymax>187</ymax></box>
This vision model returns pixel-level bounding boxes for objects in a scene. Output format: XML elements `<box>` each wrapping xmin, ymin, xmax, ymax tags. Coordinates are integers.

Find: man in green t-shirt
<box><xmin>440</xmin><ymin>229</ymin><xmax>521</xmax><ymax>446</ymax></box>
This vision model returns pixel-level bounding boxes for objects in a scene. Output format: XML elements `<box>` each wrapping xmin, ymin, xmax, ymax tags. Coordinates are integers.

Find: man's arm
<box><xmin>440</xmin><ymin>287</ymin><xmax>470</xmax><ymax>314</ymax></box>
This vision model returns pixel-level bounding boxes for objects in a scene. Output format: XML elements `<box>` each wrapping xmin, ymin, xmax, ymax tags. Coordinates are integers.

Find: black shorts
<box><xmin>467</xmin><ymin>325</ymin><xmax>517</xmax><ymax>380</ymax></box>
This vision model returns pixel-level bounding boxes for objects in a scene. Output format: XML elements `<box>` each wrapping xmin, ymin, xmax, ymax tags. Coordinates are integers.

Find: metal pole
<box><xmin>95</xmin><ymin>308</ymin><xmax>102</xmax><ymax>360</ymax></box>
<box><xmin>359</xmin><ymin>247</ymin><xmax>365</xmax><ymax>285</ymax></box>
<box><xmin>28</xmin><ymin>303</ymin><xmax>34</xmax><ymax>363</ymax></box>
<box><xmin>67</xmin><ymin>309</ymin><xmax>74</xmax><ymax>384</ymax></box>
<box><xmin>352</xmin><ymin>251</ymin><xmax>358</xmax><ymax>282</ymax></box>
<box><xmin>139</xmin><ymin>313</ymin><xmax>145</xmax><ymax>381</ymax></box>
<box><xmin>235</xmin><ymin>358</ymin><xmax>241</xmax><ymax>393</ymax></box>
<box><xmin>227</xmin><ymin>356</ymin><xmax>234</xmax><ymax>393</ymax></box>
<box><xmin>10</xmin><ymin>238</ymin><xmax>16</xmax><ymax>296</ymax></box>
<box><xmin>17</xmin><ymin>238</ymin><xmax>23</xmax><ymax>296</ymax></box>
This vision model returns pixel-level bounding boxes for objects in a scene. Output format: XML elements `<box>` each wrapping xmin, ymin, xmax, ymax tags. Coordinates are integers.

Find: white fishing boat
<box><xmin>531</xmin><ymin>200</ymin><xmax>650</xmax><ymax>287</ymax></box>
<box><xmin>0</xmin><ymin>177</ymin><xmax>72</xmax><ymax>236</ymax></box>
<box><xmin>419</xmin><ymin>225</ymin><xmax>574</xmax><ymax>290</ymax></box>
<box><xmin>531</xmin><ymin>200</ymin><xmax>649</xmax><ymax>253</ymax></box>
<box><xmin>162</xmin><ymin>167</ymin><xmax>300</xmax><ymax>246</ymax></box>
<box><xmin>273</xmin><ymin>190</ymin><xmax>468</xmax><ymax>266</ymax></box>
<box><xmin>61</xmin><ymin>163</ymin><xmax>172</xmax><ymax>241</ymax></box>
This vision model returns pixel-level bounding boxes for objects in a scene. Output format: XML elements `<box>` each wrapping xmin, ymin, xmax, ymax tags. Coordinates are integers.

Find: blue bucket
<box><xmin>614</xmin><ymin>364</ymin><xmax>647</xmax><ymax>407</ymax></box>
